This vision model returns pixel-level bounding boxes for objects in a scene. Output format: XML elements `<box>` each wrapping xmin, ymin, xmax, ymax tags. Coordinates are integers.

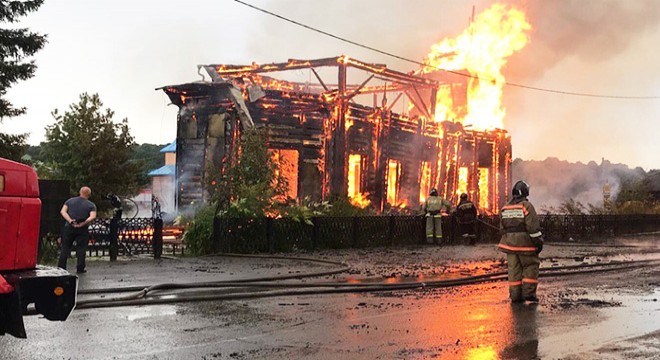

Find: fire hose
<box><xmin>476</xmin><ymin>217</ymin><xmax>501</xmax><ymax>231</ymax></box>
<box><xmin>48</xmin><ymin>256</ymin><xmax>660</xmax><ymax>311</ymax></box>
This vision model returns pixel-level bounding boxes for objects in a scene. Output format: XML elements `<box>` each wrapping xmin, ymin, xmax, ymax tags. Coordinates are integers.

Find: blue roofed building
<box><xmin>148</xmin><ymin>140</ymin><xmax>176</xmax><ymax>217</ymax></box>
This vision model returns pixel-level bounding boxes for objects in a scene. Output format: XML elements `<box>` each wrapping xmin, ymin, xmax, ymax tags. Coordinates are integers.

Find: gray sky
<box><xmin>3</xmin><ymin>0</ymin><xmax>659</xmax><ymax>170</ymax></box>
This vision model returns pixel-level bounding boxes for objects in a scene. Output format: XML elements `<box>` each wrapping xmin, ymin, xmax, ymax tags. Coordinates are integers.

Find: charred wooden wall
<box><xmin>162</xmin><ymin>83</ymin><xmax>237</xmax><ymax>213</ymax></box>
<box><xmin>249</xmin><ymin>90</ymin><xmax>328</xmax><ymax>201</ymax></box>
<box><xmin>163</xmin><ymin>84</ymin><xmax>512</xmax><ymax>214</ymax></box>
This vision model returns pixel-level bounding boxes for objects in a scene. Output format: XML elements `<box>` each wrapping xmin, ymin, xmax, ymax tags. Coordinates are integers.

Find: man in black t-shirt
<box><xmin>58</xmin><ymin>186</ymin><xmax>97</xmax><ymax>273</ymax></box>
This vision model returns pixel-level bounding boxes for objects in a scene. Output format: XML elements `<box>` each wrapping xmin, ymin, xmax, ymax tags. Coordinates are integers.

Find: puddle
<box><xmin>540</xmin><ymin>288</ymin><xmax>660</xmax><ymax>359</ymax></box>
<box><xmin>342</xmin><ymin>253</ymin><xmax>660</xmax><ymax>285</ymax></box>
<box><xmin>582</xmin><ymin>252</ymin><xmax>660</xmax><ymax>264</ymax></box>
<box><xmin>547</xmin><ymin>251</ymin><xmax>660</xmax><ymax>268</ymax></box>
<box><xmin>125</xmin><ymin>305</ymin><xmax>177</xmax><ymax>321</ymax></box>
<box><xmin>343</xmin><ymin>260</ymin><xmax>505</xmax><ymax>284</ymax></box>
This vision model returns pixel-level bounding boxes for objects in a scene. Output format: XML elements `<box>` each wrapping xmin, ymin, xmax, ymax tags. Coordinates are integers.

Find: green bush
<box><xmin>38</xmin><ymin>234</ymin><xmax>59</xmax><ymax>265</ymax></box>
<box><xmin>325</xmin><ymin>196</ymin><xmax>373</xmax><ymax>217</ymax></box>
<box><xmin>182</xmin><ymin>204</ymin><xmax>217</xmax><ymax>256</ymax></box>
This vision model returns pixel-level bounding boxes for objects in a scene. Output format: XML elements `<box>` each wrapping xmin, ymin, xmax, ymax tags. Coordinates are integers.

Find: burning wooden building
<box><xmin>159</xmin><ymin>56</ymin><xmax>512</xmax><ymax>214</ymax></box>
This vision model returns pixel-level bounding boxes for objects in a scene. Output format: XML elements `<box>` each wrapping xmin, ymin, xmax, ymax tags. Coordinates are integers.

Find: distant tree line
<box><xmin>26</xmin><ymin>135</ymin><xmax>166</xmax><ymax>189</ymax></box>
<box><xmin>513</xmin><ymin>157</ymin><xmax>659</xmax><ymax>215</ymax></box>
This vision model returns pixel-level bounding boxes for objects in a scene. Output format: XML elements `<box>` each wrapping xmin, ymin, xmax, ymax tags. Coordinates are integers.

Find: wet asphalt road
<box><xmin>1</xmin><ymin>238</ymin><xmax>659</xmax><ymax>359</ymax></box>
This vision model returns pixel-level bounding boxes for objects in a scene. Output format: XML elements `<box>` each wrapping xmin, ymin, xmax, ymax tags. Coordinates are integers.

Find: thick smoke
<box><xmin>512</xmin><ymin>157</ymin><xmax>646</xmax><ymax>211</ymax></box>
<box><xmin>245</xmin><ymin>1</ymin><xmax>660</xmax><ymax>81</ymax></box>
<box><xmin>506</xmin><ymin>0</ymin><xmax>660</xmax><ymax>81</ymax></box>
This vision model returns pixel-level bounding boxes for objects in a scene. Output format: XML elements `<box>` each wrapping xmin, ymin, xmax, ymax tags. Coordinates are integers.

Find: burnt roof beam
<box><xmin>201</xmin><ymin>56</ymin><xmax>438</xmax><ymax>88</ymax></box>
<box><xmin>405</xmin><ymin>90</ymin><xmax>432</xmax><ymax>120</ymax></box>
<box><xmin>343</xmin><ymin>57</ymin><xmax>437</xmax><ymax>87</ymax></box>
<box><xmin>344</xmin><ymin>74</ymin><xmax>375</xmax><ymax>101</ymax></box>
<box><xmin>311</xmin><ymin>68</ymin><xmax>329</xmax><ymax>92</ymax></box>
<box><xmin>203</xmin><ymin>57</ymin><xmax>342</xmax><ymax>77</ymax></box>
<box><xmin>412</xmin><ymin>85</ymin><xmax>433</xmax><ymax>121</ymax></box>
<box><xmin>385</xmin><ymin>92</ymin><xmax>404</xmax><ymax>112</ymax></box>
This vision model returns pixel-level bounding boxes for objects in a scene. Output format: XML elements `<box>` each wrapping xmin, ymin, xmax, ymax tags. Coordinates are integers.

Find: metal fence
<box><xmin>213</xmin><ymin>214</ymin><xmax>660</xmax><ymax>253</ymax></box>
<box><xmin>214</xmin><ymin>215</ymin><xmax>425</xmax><ymax>253</ymax></box>
<box><xmin>538</xmin><ymin>214</ymin><xmax>660</xmax><ymax>241</ymax></box>
<box><xmin>87</xmin><ymin>217</ymin><xmax>163</xmax><ymax>259</ymax></box>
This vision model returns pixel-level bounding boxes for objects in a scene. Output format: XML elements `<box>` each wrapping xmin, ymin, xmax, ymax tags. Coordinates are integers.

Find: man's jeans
<box><xmin>58</xmin><ymin>224</ymin><xmax>89</xmax><ymax>272</ymax></box>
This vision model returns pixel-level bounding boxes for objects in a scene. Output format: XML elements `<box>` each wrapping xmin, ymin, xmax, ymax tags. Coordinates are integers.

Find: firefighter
<box><xmin>455</xmin><ymin>193</ymin><xmax>478</xmax><ymax>245</ymax></box>
<box><xmin>424</xmin><ymin>188</ymin><xmax>452</xmax><ymax>244</ymax></box>
<box><xmin>498</xmin><ymin>180</ymin><xmax>544</xmax><ymax>303</ymax></box>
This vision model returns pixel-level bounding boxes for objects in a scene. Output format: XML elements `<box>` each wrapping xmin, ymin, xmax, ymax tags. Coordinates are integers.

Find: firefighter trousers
<box><xmin>425</xmin><ymin>215</ymin><xmax>443</xmax><ymax>244</ymax></box>
<box><xmin>506</xmin><ymin>253</ymin><xmax>540</xmax><ymax>301</ymax></box>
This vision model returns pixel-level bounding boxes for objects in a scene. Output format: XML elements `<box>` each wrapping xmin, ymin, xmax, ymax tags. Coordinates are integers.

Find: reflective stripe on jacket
<box><xmin>424</xmin><ymin>196</ymin><xmax>451</xmax><ymax>215</ymax></box>
<box><xmin>498</xmin><ymin>198</ymin><xmax>542</xmax><ymax>255</ymax></box>
<box><xmin>456</xmin><ymin>200</ymin><xmax>477</xmax><ymax>223</ymax></box>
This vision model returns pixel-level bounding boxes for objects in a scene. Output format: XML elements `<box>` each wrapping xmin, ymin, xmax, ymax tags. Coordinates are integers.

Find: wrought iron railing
<box><xmin>214</xmin><ymin>215</ymin><xmax>426</xmax><ymax>253</ymax></box>
<box><xmin>87</xmin><ymin>217</ymin><xmax>164</xmax><ymax>258</ymax></box>
<box><xmin>213</xmin><ymin>214</ymin><xmax>660</xmax><ymax>254</ymax></box>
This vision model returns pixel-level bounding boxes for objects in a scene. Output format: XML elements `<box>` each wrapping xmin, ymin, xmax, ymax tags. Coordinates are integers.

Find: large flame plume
<box><xmin>421</xmin><ymin>4</ymin><xmax>531</xmax><ymax>130</ymax></box>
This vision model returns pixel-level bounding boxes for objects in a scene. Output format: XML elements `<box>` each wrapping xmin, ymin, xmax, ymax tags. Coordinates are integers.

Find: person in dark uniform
<box><xmin>455</xmin><ymin>193</ymin><xmax>478</xmax><ymax>245</ymax></box>
<box><xmin>58</xmin><ymin>186</ymin><xmax>97</xmax><ymax>274</ymax></box>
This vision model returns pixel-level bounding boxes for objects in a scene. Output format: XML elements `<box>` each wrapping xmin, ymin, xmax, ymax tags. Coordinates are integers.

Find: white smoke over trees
<box><xmin>512</xmin><ymin>157</ymin><xmax>648</xmax><ymax>212</ymax></box>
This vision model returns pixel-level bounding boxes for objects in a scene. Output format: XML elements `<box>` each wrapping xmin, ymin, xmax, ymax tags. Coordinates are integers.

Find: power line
<box><xmin>233</xmin><ymin>0</ymin><xmax>660</xmax><ymax>100</ymax></box>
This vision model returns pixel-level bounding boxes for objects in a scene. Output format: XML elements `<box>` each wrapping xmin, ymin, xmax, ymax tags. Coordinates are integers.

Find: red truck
<box><xmin>0</xmin><ymin>157</ymin><xmax>77</xmax><ymax>338</ymax></box>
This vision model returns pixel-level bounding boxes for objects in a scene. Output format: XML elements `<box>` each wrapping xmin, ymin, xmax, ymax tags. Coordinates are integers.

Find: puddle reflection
<box><xmin>449</xmin><ymin>297</ymin><xmax>539</xmax><ymax>360</ymax></box>
<box><xmin>500</xmin><ymin>304</ymin><xmax>538</xmax><ymax>359</ymax></box>
<box><xmin>338</xmin><ymin>284</ymin><xmax>540</xmax><ymax>359</ymax></box>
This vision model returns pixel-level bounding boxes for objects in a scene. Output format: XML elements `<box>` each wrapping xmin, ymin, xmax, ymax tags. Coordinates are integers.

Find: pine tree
<box><xmin>0</xmin><ymin>0</ymin><xmax>47</xmax><ymax>160</ymax></box>
<box><xmin>0</xmin><ymin>132</ymin><xmax>27</xmax><ymax>159</ymax></box>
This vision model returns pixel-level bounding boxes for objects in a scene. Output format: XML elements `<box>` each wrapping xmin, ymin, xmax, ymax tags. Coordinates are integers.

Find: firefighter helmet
<box><xmin>460</xmin><ymin>193</ymin><xmax>468</xmax><ymax>200</ymax></box>
<box><xmin>512</xmin><ymin>180</ymin><xmax>530</xmax><ymax>197</ymax></box>
<box><xmin>430</xmin><ymin>188</ymin><xmax>438</xmax><ymax>196</ymax></box>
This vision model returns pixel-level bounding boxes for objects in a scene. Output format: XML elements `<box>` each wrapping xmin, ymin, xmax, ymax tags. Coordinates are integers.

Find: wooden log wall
<box><xmin>249</xmin><ymin>90</ymin><xmax>328</xmax><ymax>202</ymax></box>
<box><xmin>166</xmin><ymin>84</ymin><xmax>512</xmax><ymax>213</ymax></box>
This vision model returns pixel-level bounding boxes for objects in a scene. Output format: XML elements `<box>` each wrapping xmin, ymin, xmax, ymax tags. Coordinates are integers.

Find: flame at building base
<box><xmin>349</xmin><ymin>192</ymin><xmax>371</xmax><ymax>208</ymax></box>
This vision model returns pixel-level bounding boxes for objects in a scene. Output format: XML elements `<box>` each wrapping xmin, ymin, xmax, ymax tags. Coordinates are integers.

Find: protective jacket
<box><xmin>498</xmin><ymin>197</ymin><xmax>542</xmax><ymax>255</ymax></box>
<box><xmin>455</xmin><ymin>199</ymin><xmax>477</xmax><ymax>223</ymax></box>
<box><xmin>424</xmin><ymin>195</ymin><xmax>451</xmax><ymax>215</ymax></box>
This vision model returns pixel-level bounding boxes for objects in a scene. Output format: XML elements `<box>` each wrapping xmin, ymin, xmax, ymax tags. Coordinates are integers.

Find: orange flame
<box><xmin>419</xmin><ymin>161</ymin><xmax>432</xmax><ymax>203</ymax></box>
<box><xmin>271</xmin><ymin>149</ymin><xmax>299</xmax><ymax>200</ymax></box>
<box><xmin>349</xmin><ymin>192</ymin><xmax>371</xmax><ymax>208</ymax></box>
<box><xmin>249</xmin><ymin>75</ymin><xmax>296</xmax><ymax>92</ymax></box>
<box><xmin>478</xmin><ymin>167</ymin><xmax>489</xmax><ymax>210</ymax></box>
<box><xmin>422</xmin><ymin>4</ymin><xmax>530</xmax><ymax>130</ymax></box>
<box><xmin>348</xmin><ymin>154</ymin><xmax>370</xmax><ymax>208</ymax></box>
<box><xmin>386</xmin><ymin>160</ymin><xmax>401</xmax><ymax>206</ymax></box>
<box><xmin>345</xmin><ymin>118</ymin><xmax>354</xmax><ymax>131</ymax></box>
<box><xmin>457</xmin><ymin>166</ymin><xmax>469</xmax><ymax>197</ymax></box>
<box><xmin>119</xmin><ymin>226</ymin><xmax>184</xmax><ymax>243</ymax></box>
